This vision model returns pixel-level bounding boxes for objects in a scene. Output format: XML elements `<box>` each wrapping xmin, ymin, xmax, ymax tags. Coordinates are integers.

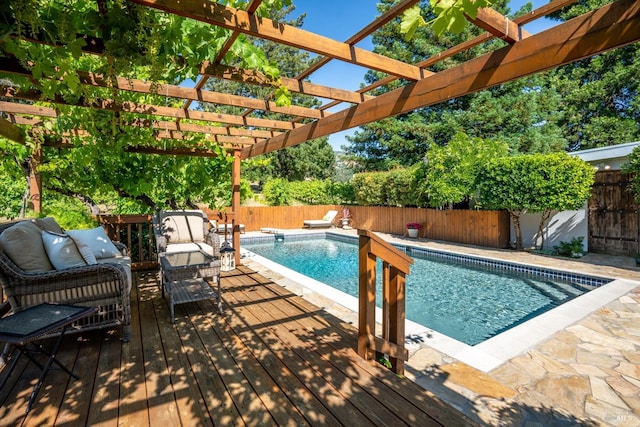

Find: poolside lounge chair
<box><xmin>303</xmin><ymin>210</ymin><xmax>338</xmax><ymax>229</ymax></box>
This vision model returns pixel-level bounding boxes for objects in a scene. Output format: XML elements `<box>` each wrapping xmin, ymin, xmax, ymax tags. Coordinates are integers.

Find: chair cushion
<box><xmin>0</xmin><ymin>221</ymin><xmax>54</xmax><ymax>272</ymax></box>
<box><xmin>66</xmin><ymin>227</ymin><xmax>121</xmax><ymax>259</ymax></box>
<box><xmin>165</xmin><ymin>242</ymin><xmax>215</xmax><ymax>256</ymax></box>
<box><xmin>42</xmin><ymin>230</ymin><xmax>91</xmax><ymax>270</ymax></box>
<box><xmin>161</xmin><ymin>211</ymin><xmax>205</xmax><ymax>243</ymax></box>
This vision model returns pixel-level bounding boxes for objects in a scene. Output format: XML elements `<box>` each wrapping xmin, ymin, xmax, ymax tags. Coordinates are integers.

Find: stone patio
<box><xmin>242</xmin><ymin>229</ymin><xmax>640</xmax><ymax>426</ymax></box>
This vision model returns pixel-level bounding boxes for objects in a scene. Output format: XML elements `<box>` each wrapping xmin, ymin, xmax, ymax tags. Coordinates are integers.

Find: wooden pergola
<box><xmin>1</xmin><ymin>0</ymin><xmax>640</xmax><ymax>261</ymax></box>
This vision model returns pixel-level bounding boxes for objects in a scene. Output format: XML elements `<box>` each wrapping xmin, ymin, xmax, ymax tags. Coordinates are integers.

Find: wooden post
<box><xmin>358</xmin><ymin>233</ymin><xmax>376</xmax><ymax>361</ymax></box>
<box><xmin>232</xmin><ymin>149</ymin><xmax>241</xmax><ymax>265</ymax></box>
<box><xmin>388</xmin><ymin>267</ymin><xmax>406</xmax><ymax>374</ymax></box>
<box><xmin>28</xmin><ymin>146</ymin><xmax>42</xmax><ymax>214</ymax></box>
<box><xmin>357</xmin><ymin>229</ymin><xmax>412</xmax><ymax>375</ymax></box>
<box><xmin>382</xmin><ymin>261</ymin><xmax>390</xmax><ymax>343</ymax></box>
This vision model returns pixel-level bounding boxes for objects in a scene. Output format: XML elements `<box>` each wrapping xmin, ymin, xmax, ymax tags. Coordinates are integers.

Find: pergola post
<box><xmin>28</xmin><ymin>146</ymin><xmax>42</xmax><ymax>214</ymax></box>
<box><xmin>232</xmin><ymin>148</ymin><xmax>241</xmax><ymax>266</ymax></box>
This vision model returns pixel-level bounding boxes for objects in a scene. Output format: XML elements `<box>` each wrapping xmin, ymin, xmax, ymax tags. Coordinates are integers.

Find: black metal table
<box><xmin>159</xmin><ymin>250</ymin><xmax>222</xmax><ymax>323</ymax></box>
<box><xmin>0</xmin><ymin>303</ymin><xmax>97</xmax><ymax>413</ymax></box>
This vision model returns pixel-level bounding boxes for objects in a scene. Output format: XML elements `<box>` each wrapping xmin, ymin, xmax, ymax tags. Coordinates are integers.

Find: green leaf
<box><xmin>400</xmin><ymin>6</ymin><xmax>425</xmax><ymax>41</ymax></box>
<box><xmin>274</xmin><ymin>86</ymin><xmax>291</xmax><ymax>107</ymax></box>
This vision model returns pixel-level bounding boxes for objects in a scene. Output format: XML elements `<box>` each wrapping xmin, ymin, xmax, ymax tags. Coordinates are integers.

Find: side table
<box><xmin>0</xmin><ymin>303</ymin><xmax>97</xmax><ymax>414</ymax></box>
<box><xmin>159</xmin><ymin>250</ymin><xmax>222</xmax><ymax>323</ymax></box>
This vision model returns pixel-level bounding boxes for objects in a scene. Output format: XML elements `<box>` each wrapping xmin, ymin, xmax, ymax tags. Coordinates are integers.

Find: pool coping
<box><xmin>240</xmin><ymin>230</ymin><xmax>640</xmax><ymax>372</ymax></box>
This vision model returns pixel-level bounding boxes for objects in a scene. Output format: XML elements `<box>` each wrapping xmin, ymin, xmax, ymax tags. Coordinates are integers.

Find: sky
<box><xmin>290</xmin><ymin>0</ymin><xmax>557</xmax><ymax>150</ymax></box>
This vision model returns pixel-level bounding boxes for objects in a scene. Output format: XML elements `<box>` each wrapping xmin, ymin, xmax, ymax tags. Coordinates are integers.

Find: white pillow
<box><xmin>66</xmin><ymin>227</ymin><xmax>121</xmax><ymax>259</ymax></box>
<box><xmin>41</xmin><ymin>230</ymin><xmax>91</xmax><ymax>270</ymax></box>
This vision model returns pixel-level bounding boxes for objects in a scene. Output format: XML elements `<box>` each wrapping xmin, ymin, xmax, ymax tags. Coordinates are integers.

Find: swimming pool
<box><xmin>243</xmin><ymin>234</ymin><xmax>610</xmax><ymax>346</ymax></box>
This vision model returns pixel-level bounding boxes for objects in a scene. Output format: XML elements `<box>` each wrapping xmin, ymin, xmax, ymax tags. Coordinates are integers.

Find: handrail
<box><xmin>357</xmin><ymin>229</ymin><xmax>413</xmax><ymax>375</ymax></box>
<box><xmin>97</xmin><ymin>214</ymin><xmax>156</xmax><ymax>270</ymax></box>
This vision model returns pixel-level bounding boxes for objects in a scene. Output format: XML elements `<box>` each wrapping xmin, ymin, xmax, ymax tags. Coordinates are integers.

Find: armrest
<box><xmin>155</xmin><ymin>234</ymin><xmax>167</xmax><ymax>254</ymax></box>
<box><xmin>0</xmin><ymin>257</ymin><xmax>130</xmax><ymax>302</ymax></box>
<box><xmin>0</xmin><ymin>301</ymin><xmax>11</xmax><ymax>318</ymax></box>
<box><xmin>206</xmin><ymin>230</ymin><xmax>221</xmax><ymax>258</ymax></box>
<box><xmin>112</xmin><ymin>241</ymin><xmax>128</xmax><ymax>256</ymax></box>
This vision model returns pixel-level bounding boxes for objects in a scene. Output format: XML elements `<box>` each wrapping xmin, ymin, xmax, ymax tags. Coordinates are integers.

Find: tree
<box><xmin>549</xmin><ymin>1</ymin><xmax>640</xmax><ymax>150</ymax></box>
<box><xmin>417</xmin><ymin>133</ymin><xmax>509</xmax><ymax>208</ymax></box>
<box><xmin>476</xmin><ymin>152</ymin><xmax>595</xmax><ymax>250</ymax></box>
<box><xmin>345</xmin><ymin>0</ymin><xmax>564</xmax><ymax>170</ymax></box>
<box><xmin>622</xmin><ymin>146</ymin><xmax>640</xmax><ymax>204</ymax></box>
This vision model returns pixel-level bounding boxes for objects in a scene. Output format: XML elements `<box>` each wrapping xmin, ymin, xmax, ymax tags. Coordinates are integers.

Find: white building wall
<box><xmin>510</xmin><ymin>204</ymin><xmax>588</xmax><ymax>251</ymax></box>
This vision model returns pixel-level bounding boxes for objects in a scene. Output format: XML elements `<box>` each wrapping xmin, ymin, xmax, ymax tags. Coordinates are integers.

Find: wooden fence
<box><xmin>588</xmin><ymin>171</ymin><xmax>640</xmax><ymax>255</ymax></box>
<box><xmin>96</xmin><ymin>206</ymin><xmax>509</xmax><ymax>268</ymax></box>
<box><xmin>209</xmin><ymin>205</ymin><xmax>510</xmax><ymax>248</ymax></box>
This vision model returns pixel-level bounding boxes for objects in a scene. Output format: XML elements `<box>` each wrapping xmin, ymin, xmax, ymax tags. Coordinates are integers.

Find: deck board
<box><xmin>0</xmin><ymin>266</ymin><xmax>475</xmax><ymax>426</ymax></box>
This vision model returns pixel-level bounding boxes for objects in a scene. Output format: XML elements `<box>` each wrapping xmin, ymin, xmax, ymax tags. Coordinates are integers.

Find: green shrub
<box><xmin>352</xmin><ymin>168</ymin><xmax>420</xmax><ymax>206</ymax></box>
<box><xmin>0</xmin><ymin>177</ymin><xmax>25</xmax><ymax>220</ymax></box>
<box><xmin>352</xmin><ymin>171</ymin><xmax>387</xmax><ymax>205</ymax></box>
<box><xmin>552</xmin><ymin>236</ymin><xmax>586</xmax><ymax>258</ymax></box>
<box><xmin>262</xmin><ymin>178</ymin><xmax>292</xmax><ymax>206</ymax></box>
<box><xmin>289</xmin><ymin>180</ymin><xmax>356</xmax><ymax>205</ymax></box>
<box><xmin>42</xmin><ymin>194</ymin><xmax>98</xmax><ymax>229</ymax></box>
<box><xmin>385</xmin><ymin>167</ymin><xmax>419</xmax><ymax>207</ymax></box>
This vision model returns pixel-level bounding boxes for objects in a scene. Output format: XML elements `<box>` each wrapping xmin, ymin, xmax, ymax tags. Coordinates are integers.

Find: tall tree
<box><xmin>549</xmin><ymin>0</ymin><xmax>640</xmax><ymax>150</ymax></box>
<box><xmin>346</xmin><ymin>0</ymin><xmax>640</xmax><ymax>169</ymax></box>
<box><xmin>344</xmin><ymin>0</ymin><xmax>563</xmax><ymax>170</ymax></box>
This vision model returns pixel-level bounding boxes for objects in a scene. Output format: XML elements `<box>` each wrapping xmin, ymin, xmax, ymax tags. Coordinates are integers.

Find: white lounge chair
<box><xmin>303</xmin><ymin>210</ymin><xmax>338</xmax><ymax>229</ymax></box>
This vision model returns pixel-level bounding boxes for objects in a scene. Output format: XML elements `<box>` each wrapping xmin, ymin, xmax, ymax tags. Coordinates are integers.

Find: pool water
<box><xmin>244</xmin><ymin>237</ymin><xmax>590</xmax><ymax>345</ymax></box>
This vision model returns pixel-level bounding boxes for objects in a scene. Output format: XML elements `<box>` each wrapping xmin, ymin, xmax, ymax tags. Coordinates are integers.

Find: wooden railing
<box><xmin>97</xmin><ymin>214</ymin><xmax>156</xmax><ymax>270</ymax></box>
<box><xmin>358</xmin><ymin>229</ymin><xmax>413</xmax><ymax>375</ymax></box>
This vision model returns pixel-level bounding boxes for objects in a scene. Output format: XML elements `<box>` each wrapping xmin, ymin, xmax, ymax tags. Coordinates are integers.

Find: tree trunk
<box><xmin>534</xmin><ymin>209</ymin><xmax>553</xmax><ymax>250</ymax></box>
<box><xmin>510</xmin><ymin>210</ymin><xmax>523</xmax><ymax>250</ymax></box>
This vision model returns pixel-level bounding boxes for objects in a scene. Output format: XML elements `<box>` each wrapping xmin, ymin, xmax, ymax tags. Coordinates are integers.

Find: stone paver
<box><xmin>242</xmin><ymin>230</ymin><xmax>640</xmax><ymax>426</ymax></box>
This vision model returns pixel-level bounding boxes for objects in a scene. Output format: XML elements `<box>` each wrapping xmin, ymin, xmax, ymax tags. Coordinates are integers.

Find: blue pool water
<box><xmin>244</xmin><ymin>236</ymin><xmax>594</xmax><ymax>345</ymax></box>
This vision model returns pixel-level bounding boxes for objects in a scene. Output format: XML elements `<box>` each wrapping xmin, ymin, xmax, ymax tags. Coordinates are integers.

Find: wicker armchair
<box><xmin>153</xmin><ymin>210</ymin><xmax>221</xmax><ymax>258</ymax></box>
<box><xmin>0</xmin><ymin>219</ymin><xmax>132</xmax><ymax>342</ymax></box>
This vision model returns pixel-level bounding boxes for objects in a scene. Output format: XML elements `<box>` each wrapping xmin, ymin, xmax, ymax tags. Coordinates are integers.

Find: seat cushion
<box><xmin>0</xmin><ymin>221</ymin><xmax>54</xmax><ymax>272</ymax></box>
<box><xmin>165</xmin><ymin>242</ymin><xmax>215</xmax><ymax>256</ymax></box>
<box><xmin>66</xmin><ymin>227</ymin><xmax>121</xmax><ymax>259</ymax></box>
<box><xmin>161</xmin><ymin>211</ymin><xmax>205</xmax><ymax>243</ymax></box>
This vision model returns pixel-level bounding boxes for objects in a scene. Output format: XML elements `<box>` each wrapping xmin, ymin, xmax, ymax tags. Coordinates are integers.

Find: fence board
<box><xmin>588</xmin><ymin>171</ymin><xmax>640</xmax><ymax>256</ymax></box>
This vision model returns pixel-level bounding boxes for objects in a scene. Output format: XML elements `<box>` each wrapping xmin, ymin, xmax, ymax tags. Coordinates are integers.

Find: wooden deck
<box><xmin>0</xmin><ymin>266</ymin><xmax>475</xmax><ymax>426</ymax></box>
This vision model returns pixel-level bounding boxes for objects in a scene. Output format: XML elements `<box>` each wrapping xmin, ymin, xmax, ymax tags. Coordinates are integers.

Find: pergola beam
<box><xmin>243</xmin><ymin>0</ymin><xmax>640</xmax><ymax>159</ymax></box>
<box><xmin>0</xmin><ymin>86</ymin><xmax>302</xmax><ymax>131</ymax></box>
<box><xmin>0</xmin><ymin>57</ymin><xmax>328</xmax><ymax>120</ymax></box>
<box><xmin>0</xmin><ymin>116</ymin><xmax>26</xmax><ymax>143</ymax></box>
<box><xmin>0</xmin><ymin>101</ymin><xmax>282</xmax><ymax>139</ymax></box>
<box><xmin>130</xmin><ymin>0</ymin><xmax>425</xmax><ymax>81</ymax></box>
<box><xmin>466</xmin><ymin>8</ymin><xmax>531</xmax><ymax>44</ymax></box>
<box><xmin>200</xmin><ymin>63</ymin><xmax>373</xmax><ymax>104</ymax></box>
<box><xmin>358</xmin><ymin>0</ymin><xmax>578</xmax><ymax>95</ymax></box>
